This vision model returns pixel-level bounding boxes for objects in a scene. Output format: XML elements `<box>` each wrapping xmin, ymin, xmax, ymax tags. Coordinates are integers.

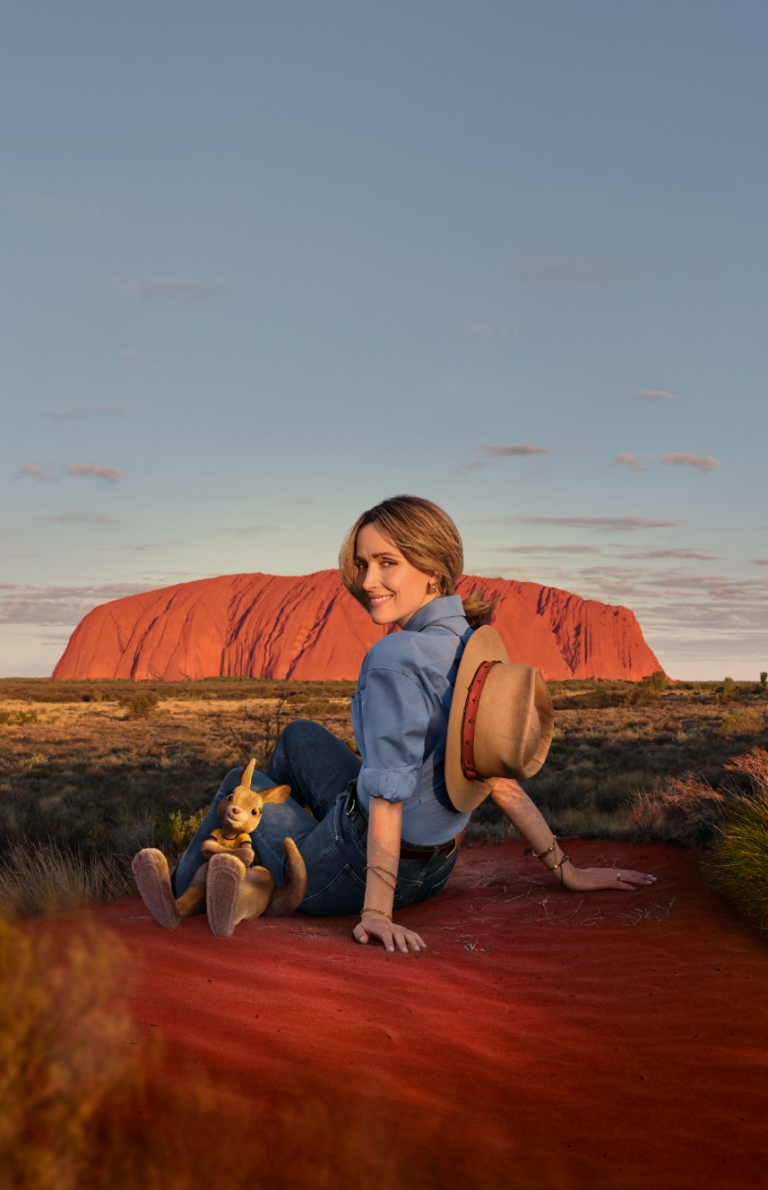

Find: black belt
<box><xmin>345</xmin><ymin>788</ymin><xmax>458</xmax><ymax>860</ymax></box>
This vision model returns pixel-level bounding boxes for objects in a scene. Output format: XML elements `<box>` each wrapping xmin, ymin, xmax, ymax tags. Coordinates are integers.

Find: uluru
<box><xmin>52</xmin><ymin>570</ymin><xmax>662</xmax><ymax>682</ymax></box>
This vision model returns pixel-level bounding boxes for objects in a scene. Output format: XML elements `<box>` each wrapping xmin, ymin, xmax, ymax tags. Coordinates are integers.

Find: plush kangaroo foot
<box><xmin>132</xmin><ymin>848</ymin><xmax>181</xmax><ymax>929</ymax></box>
<box><xmin>265</xmin><ymin>838</ymin><xmax>307</xmax><ymax>917</ymax></box>
<box><xmin>206</xmin><ymin>854</ymin><xmax>249</xmax><ymax>937</ymax></box>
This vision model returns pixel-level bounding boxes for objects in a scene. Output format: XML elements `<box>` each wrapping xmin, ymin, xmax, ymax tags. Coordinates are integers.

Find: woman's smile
<box><xmin>354</xmin><ymin>523</ymin><xmax>439</xmax><ymax>628</ymax></box>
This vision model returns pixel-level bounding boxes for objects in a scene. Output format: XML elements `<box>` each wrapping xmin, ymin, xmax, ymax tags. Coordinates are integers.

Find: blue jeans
<box><xmin>173</xmin><ymin>720</ymin><xmax>460</xmax><ymax>916</ymax></box>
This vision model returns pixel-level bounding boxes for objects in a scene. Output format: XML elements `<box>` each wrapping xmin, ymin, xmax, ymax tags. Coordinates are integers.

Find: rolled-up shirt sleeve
<box><xmin>355</xmin><ymin>665</ymin><xmax>430</xmax><ymax>803</ymax></box>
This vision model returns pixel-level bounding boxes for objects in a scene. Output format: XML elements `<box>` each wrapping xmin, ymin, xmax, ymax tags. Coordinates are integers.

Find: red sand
<box><xmin>52</xmin><ymin>570</ymin><xmax>662</xmax><ymax>683</ymax></box>
<box><xmin>92</xmin><ymin>841</ymin><xmax>767</xmax><ymax>1190</ymax></box>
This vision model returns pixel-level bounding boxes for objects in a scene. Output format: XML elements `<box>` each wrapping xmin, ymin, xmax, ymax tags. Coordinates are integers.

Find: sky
<box><xmin>1</xmin><ymin>0</ymin><xmax>767</xmax><ymax>680</ymax></box>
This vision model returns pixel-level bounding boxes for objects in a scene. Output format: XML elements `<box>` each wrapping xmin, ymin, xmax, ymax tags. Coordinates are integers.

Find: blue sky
<box><xmin>2</xmin><ymin>0</ymin><xmax>767</xmax><ymax>678</ymax></box>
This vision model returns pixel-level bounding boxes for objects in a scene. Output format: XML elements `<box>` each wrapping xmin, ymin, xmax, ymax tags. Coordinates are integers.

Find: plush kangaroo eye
<box><xmin>251</xmin><ymin>808</ymin><xmax>258</xmax><ymax>815</ymax></box>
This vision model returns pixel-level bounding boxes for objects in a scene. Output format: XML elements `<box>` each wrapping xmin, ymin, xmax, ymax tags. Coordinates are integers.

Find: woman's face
<box><xmin>354</xmin><ymin>523</ymin><xmax>440</xmax><ymax>629</ymax></box>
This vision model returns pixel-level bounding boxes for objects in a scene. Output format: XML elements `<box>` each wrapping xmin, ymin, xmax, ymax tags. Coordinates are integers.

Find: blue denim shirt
<box><xmin>351</xmin><ymin>594</ymin><xmax>473</xmax><ymax>846</ymax></box>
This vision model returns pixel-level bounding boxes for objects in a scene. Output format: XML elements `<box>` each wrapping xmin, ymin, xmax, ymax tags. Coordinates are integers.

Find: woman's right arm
<box><xmin>352</xmin><ymin>797</ymin><xmax>426</xmax><ymax>953</ymax></box>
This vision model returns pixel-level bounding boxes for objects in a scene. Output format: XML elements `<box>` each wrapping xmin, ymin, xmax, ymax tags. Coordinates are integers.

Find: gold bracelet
<box><xmin>365</xmin><ymin>864</ymin><xmax>397</xmax><ymax>891</ymax></box>
<box><xmin>530</xmin><ymin>838</ymin><xmax>557</xmax><ymax>861</ymax></box>
<box><xmin>550</xmin><ymin>854</ymin><xmax>570</xmax><ymax>885</ymax></box>
<box><xmin>361</xmin><ymin>906</ymin><xmax>393</xmax><ymax>921</ymax></box>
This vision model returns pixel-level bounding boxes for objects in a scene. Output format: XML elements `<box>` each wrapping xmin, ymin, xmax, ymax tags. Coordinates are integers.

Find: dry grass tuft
<box><xmin>707</xmin><ymin>748</ymin><xmax>768</xmax><ymax>929</ymax></box>
<box><xmin>0</xmin><ymin>842</ymin><xmax>134</xmax><ymax>920</ymax></box>
<box><xmin>629</xmin><ymin>773</ymin><xmax>728</xmax><ymax>848</ymax></box>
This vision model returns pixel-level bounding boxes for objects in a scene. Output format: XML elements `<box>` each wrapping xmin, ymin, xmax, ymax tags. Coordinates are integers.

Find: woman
<box><xmin>174</xmin><ymin>495</ymin><xmax>656</xmax><ymax>953</ymax></box>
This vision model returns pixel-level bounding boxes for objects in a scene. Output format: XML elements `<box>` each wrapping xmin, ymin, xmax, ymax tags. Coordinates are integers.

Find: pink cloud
<box><xmin>615</xmin><ymin>453</ymin><xmax>648</xmax><ymax>472</ymax></box>
<box><xmin>66</xmin><ymin>463</ymin><xmax>126</xmax><ymax>482</ymax></box>
<box><xmin>637</xmin><ymin>390</ymin><xmax>680</xmax><ymax>401</ymax></box>
<box><xmin>661</xmin><ymin>452</ymin><xmax>720</xmax><ymax>473</ymax></box>
<box><xmin>20</xmin><ymin>463</ymin><xmax>55</xmax><ymax>482</ymax></box>
<box><xmin>476</xmin><ymin>444</ymin><xmax>553</xmax><ymax>457</ymax></box>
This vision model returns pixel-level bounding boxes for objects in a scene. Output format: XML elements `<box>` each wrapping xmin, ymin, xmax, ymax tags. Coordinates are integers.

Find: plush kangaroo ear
<box><xmin>237</xmin><ymin>758</ymin><xmax>257</xmax><ymax>792</ymax></box>
<box><xmin>260</xmin><ymin>784</ymin><xmax>293</xmax><ymax>805</ymax></box>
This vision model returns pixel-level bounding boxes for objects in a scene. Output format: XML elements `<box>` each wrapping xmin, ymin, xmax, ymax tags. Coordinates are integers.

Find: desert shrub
<box><xmin>0</xmin><ymin>842</ymin><xmax>135</xmax><ymax>919</ymax></box>
<box><xmin>0</xmin><ymin>709</ymin><xmax>38</xmax><ymax>726</ymax></box>
<box><xmin>716</xmin><ymin>676</ymin><xmax>741</xmax><ymax>704</ymax></box>
<box><xmin>629</xmin><ymin>773</ymin><xmax>728</xmax><ymax>848</ymax></box>
<box><xmin>719</xmin><ymin>707</ymin><xmax>764</xmax><ymax>736</ymax></box>
<box><xmin>120</xmin><ymin>690</ymin><xmax>160</xmax><ymax>719</ymax></box>
<box><xmin>154</xmin><ymin>807</ymin><xmax>208</xmax><ymax>855</ymax></box>
<box><xmin>761</xmin><ymin>672</ymin><xmax>767</xmax><ymax>688</ymax></box>
<box><xmin>226</xmin><ymin>699</ymin><xmax>289</xmax><ymax>768</ymax></box>
<box><xmin>707</xmin><ymin>748</ymin><xmax>768</xmax><ymax>929</ymax></box>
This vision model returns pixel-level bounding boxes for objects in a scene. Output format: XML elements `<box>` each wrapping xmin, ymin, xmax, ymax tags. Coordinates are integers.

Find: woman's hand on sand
<box><xmin>560</xmin><ymin>865</ymin><xmax>658</xmax><ymax>892</ymax></box>
<box><xmin>353</xmin><ymin>914</ymin><xmax>426</xmax><ymax>954</ymax></box>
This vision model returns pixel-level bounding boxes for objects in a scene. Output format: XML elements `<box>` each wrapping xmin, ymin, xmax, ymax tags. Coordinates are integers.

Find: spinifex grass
<box><xmin>0</xmin><ymin>842</ymin><xmax>135</xmax><ymax>920</ymax></box>
<box><xmin>707</xmin><ymin>748</ymin><xmax>768</xmax><ymax>929</ymax></box>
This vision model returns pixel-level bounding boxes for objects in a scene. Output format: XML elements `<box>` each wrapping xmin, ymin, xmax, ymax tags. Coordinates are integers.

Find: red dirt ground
<box><xmin>93</xmin><ymin>841</ymin><xmax>768</xmax><ymax>1190</ymax></box>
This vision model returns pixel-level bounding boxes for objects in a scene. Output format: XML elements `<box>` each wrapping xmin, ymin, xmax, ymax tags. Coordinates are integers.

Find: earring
<box><xmin>429</xmin><ymin>582</ymin><xmax>438</xmax><ymax>595</ymax></box>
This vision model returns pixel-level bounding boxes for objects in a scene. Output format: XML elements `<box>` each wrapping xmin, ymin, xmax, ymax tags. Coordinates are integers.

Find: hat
<box><xmin>445</xmin><ymin>625</ymin><xmax>555</xmax><ymax>814</ymax></box>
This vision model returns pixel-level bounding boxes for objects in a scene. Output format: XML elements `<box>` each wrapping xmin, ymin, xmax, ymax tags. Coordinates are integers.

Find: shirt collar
<box><xmin>401</xmin><ymin>594</ymin><xmax>467</xmax><ymax>633</ymax></box>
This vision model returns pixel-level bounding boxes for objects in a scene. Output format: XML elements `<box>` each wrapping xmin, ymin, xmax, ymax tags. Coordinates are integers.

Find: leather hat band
<box><xmin>460</xmin><ymin>659</ymin><xmax>500</xmax><ymax>780</ymax></box>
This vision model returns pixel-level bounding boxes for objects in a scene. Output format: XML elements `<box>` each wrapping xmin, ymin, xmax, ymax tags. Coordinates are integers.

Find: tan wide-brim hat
<box><xmin>445</xmin><ymin>625</ymin><xmax>555</xmax><ymax>814</ymax></box>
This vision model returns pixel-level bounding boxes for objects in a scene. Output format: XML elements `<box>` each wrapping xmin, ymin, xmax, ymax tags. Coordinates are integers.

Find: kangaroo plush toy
<box><xmin>132</xmin><ymin>760</ymin><xmax>307</xmax><ymax>937</ymax></box>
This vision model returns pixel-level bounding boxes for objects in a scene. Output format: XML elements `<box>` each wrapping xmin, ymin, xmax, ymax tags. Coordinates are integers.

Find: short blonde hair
<box><xmin>339</xmin><ymin>495</ymin><xmax>495</xmax><ymax>629</ymax></box>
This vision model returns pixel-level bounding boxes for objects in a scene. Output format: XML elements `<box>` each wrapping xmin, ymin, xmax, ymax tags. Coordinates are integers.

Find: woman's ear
<box><xmin>261</xmin><ymin>783</ymin><xmax>293</xmax><ymax>805</ymax></box>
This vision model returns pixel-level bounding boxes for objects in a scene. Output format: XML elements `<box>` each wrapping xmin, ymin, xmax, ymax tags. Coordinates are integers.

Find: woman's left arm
<box><xmin>352</xmin><ymin>797</ymin><xmax>426</xmax><ymax>953</ymax></box>
<box><xmin>491</xmin><ymin>779</ymin><xmax>657</xmax><ymax>891</ymax></box>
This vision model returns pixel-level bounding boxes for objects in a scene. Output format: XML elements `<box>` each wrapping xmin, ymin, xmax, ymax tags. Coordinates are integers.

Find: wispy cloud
<box><xmin>615</xmin><ymin>452</ymin><xmax>648</xmax><ymax>472</ymax></box>
<box><xmin>19</xmin><ymin>463</ymin><xmax>55</xmax><ymax>483</ymax></box>
<box><xmin>490</xmin><ymin>544</ymin><xmax>602</xmax><ymax>556</ymax></box>
<box><xmin>637</xmin><ymin>389</ymin><xmax>680</xmax><ymax>401</ymax></box>
<box><xmin>661</xmin><ymin>452</ymin><xmax>720</xmax><ymax>473</ymax></box>
<box><xmin>455</xmin><ymin>443</ymin><xmax>553</xmax><ymax>476</ymax></box>
<box><xmin>38</xmin><ymin>510</ymin><xmax>120</xmax><ymax>524</ymax></box>
<box><xmin>475</xmin><ymin>515</ymin><xmax>679</xmax><ymax>532</ymax></box>
<box><xmin>511</xmin><ymin>259</ymin><xmax>621</xmax><ymax>281</ymax></box>
<box><xmin>616</xmin><ymin>547</ymin><xmax>719</xmax><ymax>561</ymax></box>
<box><xmin>0</xmin><ymin>580</ymin><xmax>152</xmax><ymax>625</ymax></box>
<box><xmin>478</xmin><ymin>444</ymin><xmax>552</xmax><ymax>458</ymax></box>
<box><xmin>45</xmin><ymin>404</ymin><xmax>131</xmax><ymax>420</ymax></box>
<box><xmin>455</xmin><ymin>324</ymin><xmax>514</xmax><ymax>340</ymax></box>
<box><xmin>115</xmin><ymin>277</ymin><xmax>234</xmax><ymax>301</ymax></box>
<box><xmin>116</xmin><ymin>346</ymin><xmax>140</xmax><ymax>359</ymax></box>
<box><xmin>66</xmin><ymin>463</ymin><xmax>126</xmax><ymax>482</ymax></box>
<box><xmin>752</xmin><ymin>559</ymin><xmax>768</xmax><ymax>567</ymax></box>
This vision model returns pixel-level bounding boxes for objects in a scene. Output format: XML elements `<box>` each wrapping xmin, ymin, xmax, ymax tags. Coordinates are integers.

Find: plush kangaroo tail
<box><xmin>264</xmin><ymin>838</ymin><xmax>307</xmax><ymax>916</ymax></box>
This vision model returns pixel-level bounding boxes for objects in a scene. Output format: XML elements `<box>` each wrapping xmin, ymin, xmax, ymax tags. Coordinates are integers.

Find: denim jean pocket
<box><xmin>301</xmin><ymin>863</ymin><xmax>366</xmax><ymax>917</ymax></box>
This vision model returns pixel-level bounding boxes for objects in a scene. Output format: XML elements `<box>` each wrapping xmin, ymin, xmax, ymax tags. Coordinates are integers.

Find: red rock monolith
<box><xmin>52</xmin><ymin>570</ymin><xmax>662</xmax><ymax>681</ymax></box>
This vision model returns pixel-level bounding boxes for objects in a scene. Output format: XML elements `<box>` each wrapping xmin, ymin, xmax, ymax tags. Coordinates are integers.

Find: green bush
<box><xmin>719</xmin><ymin>707</ymin><xmax>764</xmax><ymax>736</ymax></box>
<box><xmin>119</xmin><ymin>690</ymin><xmax>160</xmax><ymax>720</ymax></box>
<box><xmin>154</xmin><ymin>807</ymin><xmax>208</xmax><ymax>853</ymax></box>
<box><xmin>707</xmin><ymin>748</ymin><xmax>768</xmax><ymax>928</ymax></box>
<box><xmin>716</xmin><ymin>677</ymin><xmax>741</xmax><ymax>704</ymax></box>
